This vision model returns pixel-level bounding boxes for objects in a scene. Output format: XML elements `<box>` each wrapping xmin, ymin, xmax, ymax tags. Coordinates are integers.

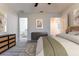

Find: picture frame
<box><xmin>36</xmin><ymin>19</ymin><xmax>43</xmax><ymax>29</ymax></box>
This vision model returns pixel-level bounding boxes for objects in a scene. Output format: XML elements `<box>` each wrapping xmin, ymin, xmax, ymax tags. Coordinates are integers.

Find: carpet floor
<box><xmin>0</xmin><ymin>40</ymin><xmax>37</xmax><ymax>56</ymax></box>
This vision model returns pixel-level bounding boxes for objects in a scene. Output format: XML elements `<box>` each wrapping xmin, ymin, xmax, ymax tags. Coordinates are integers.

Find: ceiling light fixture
<box><xmin>34</xmin><ymin>3</ymin><xmax>38</xmax><ymax>7</ymax></box>
<box><xmin>48</xmin><ymin>3</ymin><xmax>51</xmax><ymax>5</ymax></box>
<box><xmin>34</xmin><ymin>3</ymin><xmax>51</xmax><ymax>7</ymax></box>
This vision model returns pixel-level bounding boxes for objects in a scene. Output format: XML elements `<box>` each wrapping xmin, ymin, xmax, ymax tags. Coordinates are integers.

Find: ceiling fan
<box><xmin>34</xmin><ymin>3</ymin><xmax>51</xmax><ymax>7</ymax></box>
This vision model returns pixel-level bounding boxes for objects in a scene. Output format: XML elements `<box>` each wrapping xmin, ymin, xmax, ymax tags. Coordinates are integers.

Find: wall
<box><xmin>0</xmin><ymin>5</ymin><xmax>18</xmax><ymax>41</ymax></box>
<box><xmin>26</xmin><ymin>13</ymin><xmax>60</xmax><ymax>40</ymax></box>
<box><xmin>7</xmin><ymin>12</ymin><xmax>18</xmax><ymax>40</ymax></box>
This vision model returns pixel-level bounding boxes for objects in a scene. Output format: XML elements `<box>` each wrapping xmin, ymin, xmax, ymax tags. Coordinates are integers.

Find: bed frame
<box><xmin>66</xmin><ymin>26</ymin><xmax>79</xmax><ymax>33</ymax></box>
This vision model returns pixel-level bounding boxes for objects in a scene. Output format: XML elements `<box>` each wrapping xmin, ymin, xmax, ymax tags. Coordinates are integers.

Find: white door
<box><xmin>19</xmin><ymin>17</ymin><xmax>28</xmax><ymax>42</ymax></box>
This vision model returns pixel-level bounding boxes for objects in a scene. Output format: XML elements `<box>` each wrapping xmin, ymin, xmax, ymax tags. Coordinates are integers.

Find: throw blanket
<box><xmin>43</xmin><ymin>36</ymin><xmax>68</xmax><ymax>56</ymax></box>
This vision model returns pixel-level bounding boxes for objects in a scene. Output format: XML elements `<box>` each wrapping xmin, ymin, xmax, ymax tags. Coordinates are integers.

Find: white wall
<box><xmin>7</xmin><ymin>12</ymin><xmax>18</xmax><ymax>40</ymax></box>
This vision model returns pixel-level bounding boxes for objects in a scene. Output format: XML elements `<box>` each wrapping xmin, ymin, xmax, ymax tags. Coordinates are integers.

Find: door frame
<box><xmin>18</xmin><ymin>17</ymin><xmax>28</xmax><ymax>42</ymax></box>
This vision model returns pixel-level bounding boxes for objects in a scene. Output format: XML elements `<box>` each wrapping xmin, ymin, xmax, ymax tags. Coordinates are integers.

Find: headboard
<box><xmin>66</xmin><ymin>26</ymin><xmax>79</xmax><ymax>33</ymax></box>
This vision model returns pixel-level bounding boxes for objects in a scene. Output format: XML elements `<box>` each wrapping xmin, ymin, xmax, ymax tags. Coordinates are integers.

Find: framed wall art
<box><xmin>36</xmin><ymin>19</ymin><xmax>43</xmax><ymax>29</ymax></box>
<box><xmin>0</xmin><ymin>12</ymin><xmax>7</xmax><ymax>32</ymax></box>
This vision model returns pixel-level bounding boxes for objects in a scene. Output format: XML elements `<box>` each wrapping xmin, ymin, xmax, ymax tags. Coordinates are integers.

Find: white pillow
<box><xmin>57</xmin><ymin>33</ymin><xmax>79</xmax><ymax>44</ymax></box>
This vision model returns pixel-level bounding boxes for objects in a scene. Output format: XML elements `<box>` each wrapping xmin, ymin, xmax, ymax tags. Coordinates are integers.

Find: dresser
<box><xmin>0</xmin><ymin>34</ymin><xmax>16</xmax><ymax>54</ymax></box>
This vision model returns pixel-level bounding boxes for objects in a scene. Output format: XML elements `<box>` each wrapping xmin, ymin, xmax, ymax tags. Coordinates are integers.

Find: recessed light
<box><xmin>40</xmin><ymin>11</ymin><xmax>43</xmax><ymax>13</ymax></box>
<box><xmin>48</xmin><ymin>3</ymin><xmax>51</xmax><ymax>5</ymax></box>
<box><xmin>19</xmin><ymin>10</ymin><xmax>24</xmax><ymax>13</ymax></box>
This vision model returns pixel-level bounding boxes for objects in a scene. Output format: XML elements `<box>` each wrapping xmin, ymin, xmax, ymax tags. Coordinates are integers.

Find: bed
<box><xmin>36</xmin><ymin>34</ymin><xmax>79</xmax><ymax>56</ymax></box>
<box><xmin>66</xmin><ymin>26</ymin><xmax>79</xmax><ymax>34</ymax></box>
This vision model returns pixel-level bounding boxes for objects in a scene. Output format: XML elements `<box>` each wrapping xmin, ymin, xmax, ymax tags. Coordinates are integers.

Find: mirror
<box><xmin>68</xmin><ymin>9</ymin><xmax>79</xmax><ymax>26</ymax></box>
<box><xmin>0</xmin><ymin>12</ymin><xmax>7</xmax><ymax>32</ymax></box>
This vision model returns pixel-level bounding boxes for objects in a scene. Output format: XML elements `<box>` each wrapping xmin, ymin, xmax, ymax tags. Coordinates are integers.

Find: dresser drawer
<box><xmin>9</xmin><ymin>36</ymin><xmax>15</xmax><ymax>39</ymax></box>
<box><xmin>9</xmin><ymin>39</ymin><xmax>15</xmax><ymax>43</ymax></box>
<box><xmin>0</xmin><ymin>37</ymin><xmax>8</xmax><ymax>42</ymax></box>
<box><xmin>0</xmin><ymin>34</ymin><xmax>16</xmax><ymax>54</ymax></box>
<box><xmin>0</xmin><ymin>41</ymin><xmax>8</xmax><ymax>47</ymax></box>
<box><xmin>0</xmin><ymin>46</ymin><xmax>8</xmax><ymax>53</ymax></box>
<box><xmin>9</xmin><ymin>42</ymin><xmax>16</xmax><ymax>48</ymax></box>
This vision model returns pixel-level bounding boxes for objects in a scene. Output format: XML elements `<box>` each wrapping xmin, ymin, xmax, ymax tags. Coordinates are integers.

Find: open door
<box><xmin>50</xmin><ymin>17</ymin><xmax>62</xmax><ymax>36</ymax></box>
<box><xmin>19</xmin><ymin>17</ymin><xmax>28</xmax><ymax>42</ymax></box>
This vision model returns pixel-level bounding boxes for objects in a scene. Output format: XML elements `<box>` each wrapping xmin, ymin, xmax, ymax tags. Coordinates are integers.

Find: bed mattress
<box><xmin>53</xmin><ymin>36</ymin><xmax>79</xmax><ymax>56</ymax></box>
<box><xmin>36</xmin><ymin>36</ymin><xmax>79</xmax><ymax>56</ymax></box>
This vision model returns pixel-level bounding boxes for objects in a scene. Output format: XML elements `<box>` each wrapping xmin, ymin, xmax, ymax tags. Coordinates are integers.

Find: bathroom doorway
<box><xmin>50</xmin><ymin>17</ymin><xmax>62</xmax><ymax>36</ymax></box>
<box><xmin>19</xmin><ymin>17</ymin><xmax>28</xmax><ymax>42</ymax></box>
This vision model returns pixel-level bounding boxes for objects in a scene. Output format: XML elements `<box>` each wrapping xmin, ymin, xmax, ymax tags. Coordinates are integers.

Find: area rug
<box><xmin>0</xmin><ymin>41</ymin><xmax>37</xmax><ymax>56</ymax></box>
<box><xmin>25</xmin><ymin>41</ymin><xmax>37</xmax><ymax>56</ymax></box>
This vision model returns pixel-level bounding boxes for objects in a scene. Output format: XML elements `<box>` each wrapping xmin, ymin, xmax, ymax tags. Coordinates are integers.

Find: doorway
<box><xmin>50</xmin><ymin>17</ymin><xmax>62</xmax><ymax>36</ymax></box>
<box><xmin>19</xmin><ymin>17</ymin><xmax>28</xmax><ymax>42</ymax></box>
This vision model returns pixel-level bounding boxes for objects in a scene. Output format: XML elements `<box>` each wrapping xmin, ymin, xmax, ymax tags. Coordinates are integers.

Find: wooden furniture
<box><xmin>31</xmin><ymin>32</ymin><xmax>48</xmax><ymax>41</ymax></box>
<box><xmin>0</xmin><ymin>34</ymin><xmax>16</xmax><ymax>54</ymax></box>
<box><xmin>66</xmin><ymin>26</ymin><xmax>79</xmax><ymax>33</ymax></box>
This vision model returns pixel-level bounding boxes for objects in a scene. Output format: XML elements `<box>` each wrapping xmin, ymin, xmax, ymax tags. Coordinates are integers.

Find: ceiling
<box><xmin>3</xmin><ymin>3</ymin><xmax>74</xmax><ymax>14</ymax></box>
